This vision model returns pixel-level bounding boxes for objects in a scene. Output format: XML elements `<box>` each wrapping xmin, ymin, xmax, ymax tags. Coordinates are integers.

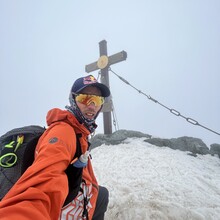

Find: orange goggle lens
<box><xmin>75</xmin><ymin>94</ymin><xmax>105</xmax><ymax>106</ymax></box>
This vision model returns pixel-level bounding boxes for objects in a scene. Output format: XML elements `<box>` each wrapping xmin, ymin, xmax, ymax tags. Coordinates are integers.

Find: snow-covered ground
<box><xmin>92</xmin><ymin>137</ymin><xmax>220</xmax><ymax>220</ymax></box>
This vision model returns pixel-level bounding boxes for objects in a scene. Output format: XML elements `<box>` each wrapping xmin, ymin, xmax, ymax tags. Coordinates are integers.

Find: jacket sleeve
<box><xmin>0</xmin><ymin>122</ymin><xmax>76</xmax><ymax>220</ymax></box>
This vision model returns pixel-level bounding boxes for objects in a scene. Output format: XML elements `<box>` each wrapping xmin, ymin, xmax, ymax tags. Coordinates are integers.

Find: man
<box><xmin>0</xmin><ymin>75</ymin><xmax>110</xmax><ymax>220</ymax></box>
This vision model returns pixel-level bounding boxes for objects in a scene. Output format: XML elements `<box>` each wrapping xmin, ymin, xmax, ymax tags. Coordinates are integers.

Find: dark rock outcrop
<box><xmin>90</xmin><ymin>129</ymin><xmax>219</xmax><ymax>158</ymax></box>
<box><xmin>144</xmin><ymin>136</ymin><xmax>210</xmax><ymax>155</ymax></box>
<box><xmin>90</xmin><ymin>129</ymin><xmax>151</xmax><ymax>149</ymax></box>
<box><xmin>210</xmin><ymin>143</ymin><xmax>220</xmax><ymax>157</ymax></box>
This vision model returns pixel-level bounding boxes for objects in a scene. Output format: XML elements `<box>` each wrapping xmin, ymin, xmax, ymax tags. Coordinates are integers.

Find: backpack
<box><xmin>0</xmin><ymin>125</ymin><xmax>82</xmax><ymax>207</ymax></box>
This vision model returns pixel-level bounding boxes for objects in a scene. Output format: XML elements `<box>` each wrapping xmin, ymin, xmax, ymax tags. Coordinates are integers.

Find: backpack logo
<box><xmin>0</xmin><ymin>135</ymin><xmax>24</xmax><ymax>168</ymax></box>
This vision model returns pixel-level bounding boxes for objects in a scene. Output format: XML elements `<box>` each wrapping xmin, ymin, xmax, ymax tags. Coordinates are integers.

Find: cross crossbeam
<box><xmin>85</xmin><ymin>40</ymin><xmax>127</xmax><ymax>134</ymax></box>
<box><xmin>85</xmin><ymin>51</ymin><xmax>127</xmax><ymax>73</ymax></box>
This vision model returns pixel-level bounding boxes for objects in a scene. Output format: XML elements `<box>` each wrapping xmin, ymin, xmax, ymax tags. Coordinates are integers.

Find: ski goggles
<box><xmin>74</xmin><ymin>93</ymin><xmax>105</xmax><ymax>106</ymax></box>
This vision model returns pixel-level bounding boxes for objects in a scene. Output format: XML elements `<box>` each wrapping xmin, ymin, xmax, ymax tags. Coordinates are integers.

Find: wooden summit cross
<box><xmin>85</xmin><ymin>40</ymin><xmax>127</xmax><ymax>134</ymax></box>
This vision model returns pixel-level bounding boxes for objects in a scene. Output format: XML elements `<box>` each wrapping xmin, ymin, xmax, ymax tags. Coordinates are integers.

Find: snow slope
<box><xmin>92</xmin><ymin>138</ymin><xmax>220</xmax><ymax>220</ymax></box>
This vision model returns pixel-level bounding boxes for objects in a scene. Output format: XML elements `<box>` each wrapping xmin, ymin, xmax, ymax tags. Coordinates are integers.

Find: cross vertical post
<box><xmin>85</xmin><ymin>40</ymin><xmax>127</xmax><ymax>134</ymax></box>
<box><xmin>99</xmin><ymin>40</ymin><xmax>112</xmax><ymax>134</ymax></box>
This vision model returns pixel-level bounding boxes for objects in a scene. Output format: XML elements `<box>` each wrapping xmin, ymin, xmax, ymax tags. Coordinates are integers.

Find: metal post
<box><xmin>99</xmin><ymin>40</ymin><xmax>112</xmax><ymax>134</ymax></box>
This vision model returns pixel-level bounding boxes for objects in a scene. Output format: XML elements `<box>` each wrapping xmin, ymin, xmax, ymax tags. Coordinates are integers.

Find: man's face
<box><xmin>76</xmin><ymin>86</ymin><xmax>103</xmax><ymax>120</ymax></box>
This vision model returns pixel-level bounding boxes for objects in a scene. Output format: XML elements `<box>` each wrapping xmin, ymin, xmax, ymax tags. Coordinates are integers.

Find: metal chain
<box><xmin>111</xmin><ymin>101</ymin><xmax>120</xmax><ymax>131</ymax></box>
<box><xmin>98</xmin><ymin>70</ymin><xmax>119</xmax><ymax>131</ymax></box>
<box><xmin>109</xmin><ymin>68</ymin><xmax>220</xmax><ymax>136</ymax></box>
<box><xmin>97</xmin><ymin>71</ymin><xmax>101</xmax><ymax>81</ymax></box>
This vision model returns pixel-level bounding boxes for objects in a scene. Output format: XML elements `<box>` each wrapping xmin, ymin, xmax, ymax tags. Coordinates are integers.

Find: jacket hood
<box><xmin>46</xmin><ymin>108</ymin><xmax>91</xmax><ymax>135</ymax></box>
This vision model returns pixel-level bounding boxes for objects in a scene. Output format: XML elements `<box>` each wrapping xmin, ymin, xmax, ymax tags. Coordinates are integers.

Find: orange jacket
<box><xmin>0</xmin><ymin>108</ymin><xmax>99</xmax><ymax>220</ymax></box>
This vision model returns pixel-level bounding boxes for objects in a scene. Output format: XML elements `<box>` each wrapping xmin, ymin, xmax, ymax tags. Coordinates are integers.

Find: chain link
<box><xmin>112</xmin><ymin>102</ymin><xmax>119</xmax><ymax>131</ymax></box>
<box><xmin>109</xmin><ymin>68</ymin><xmax>220</xmax><ymax>136</ymax></box>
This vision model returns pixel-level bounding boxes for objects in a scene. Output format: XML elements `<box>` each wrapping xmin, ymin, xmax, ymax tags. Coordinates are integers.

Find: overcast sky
<box><xmin>0</xmin><ymin>0</ymin><xmax>219</xmax><ymax>146</ymax></box>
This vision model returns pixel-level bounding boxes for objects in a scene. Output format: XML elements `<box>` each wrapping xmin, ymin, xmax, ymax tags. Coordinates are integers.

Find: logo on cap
<box><xmin>83</xmin><ymin>75</ymin><xmax>97</xmax><ymax>85</ymax></box>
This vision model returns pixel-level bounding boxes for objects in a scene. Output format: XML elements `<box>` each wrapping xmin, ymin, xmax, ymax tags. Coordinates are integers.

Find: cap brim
<box><xmin>76</xmin><ymin>83</ymin><xmax>110</xmax><ymax>97</ymax></box>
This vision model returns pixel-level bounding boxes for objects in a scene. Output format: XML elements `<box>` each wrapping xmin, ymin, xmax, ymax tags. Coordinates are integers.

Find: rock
<box><xmin>90</xmin><ymin>129</ymin><xmax>219</xmax><ymax>158</ymax></box>
<box><xmin>143</xmin><ymin>138</ymin><xmax>172</xmax><ymax>148</ymax></box>
<box><xmin>144</xmin><ymin>136</ymin><xmax>209</xmax><ymax>155</ymax></box>
<box><xmin>210</xmin><ymin>143</ymin><xmax>220</xmax><ymax>158</ymax></box>
<box><xmin>170</xmin><ymin>136</ymin><xmax>209</xmax><ymax>155</ymax></box>
<box><xmin>90</xmin><ymin>129</ymin><xmax>151</xmax><ymax>149</ymax></box>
